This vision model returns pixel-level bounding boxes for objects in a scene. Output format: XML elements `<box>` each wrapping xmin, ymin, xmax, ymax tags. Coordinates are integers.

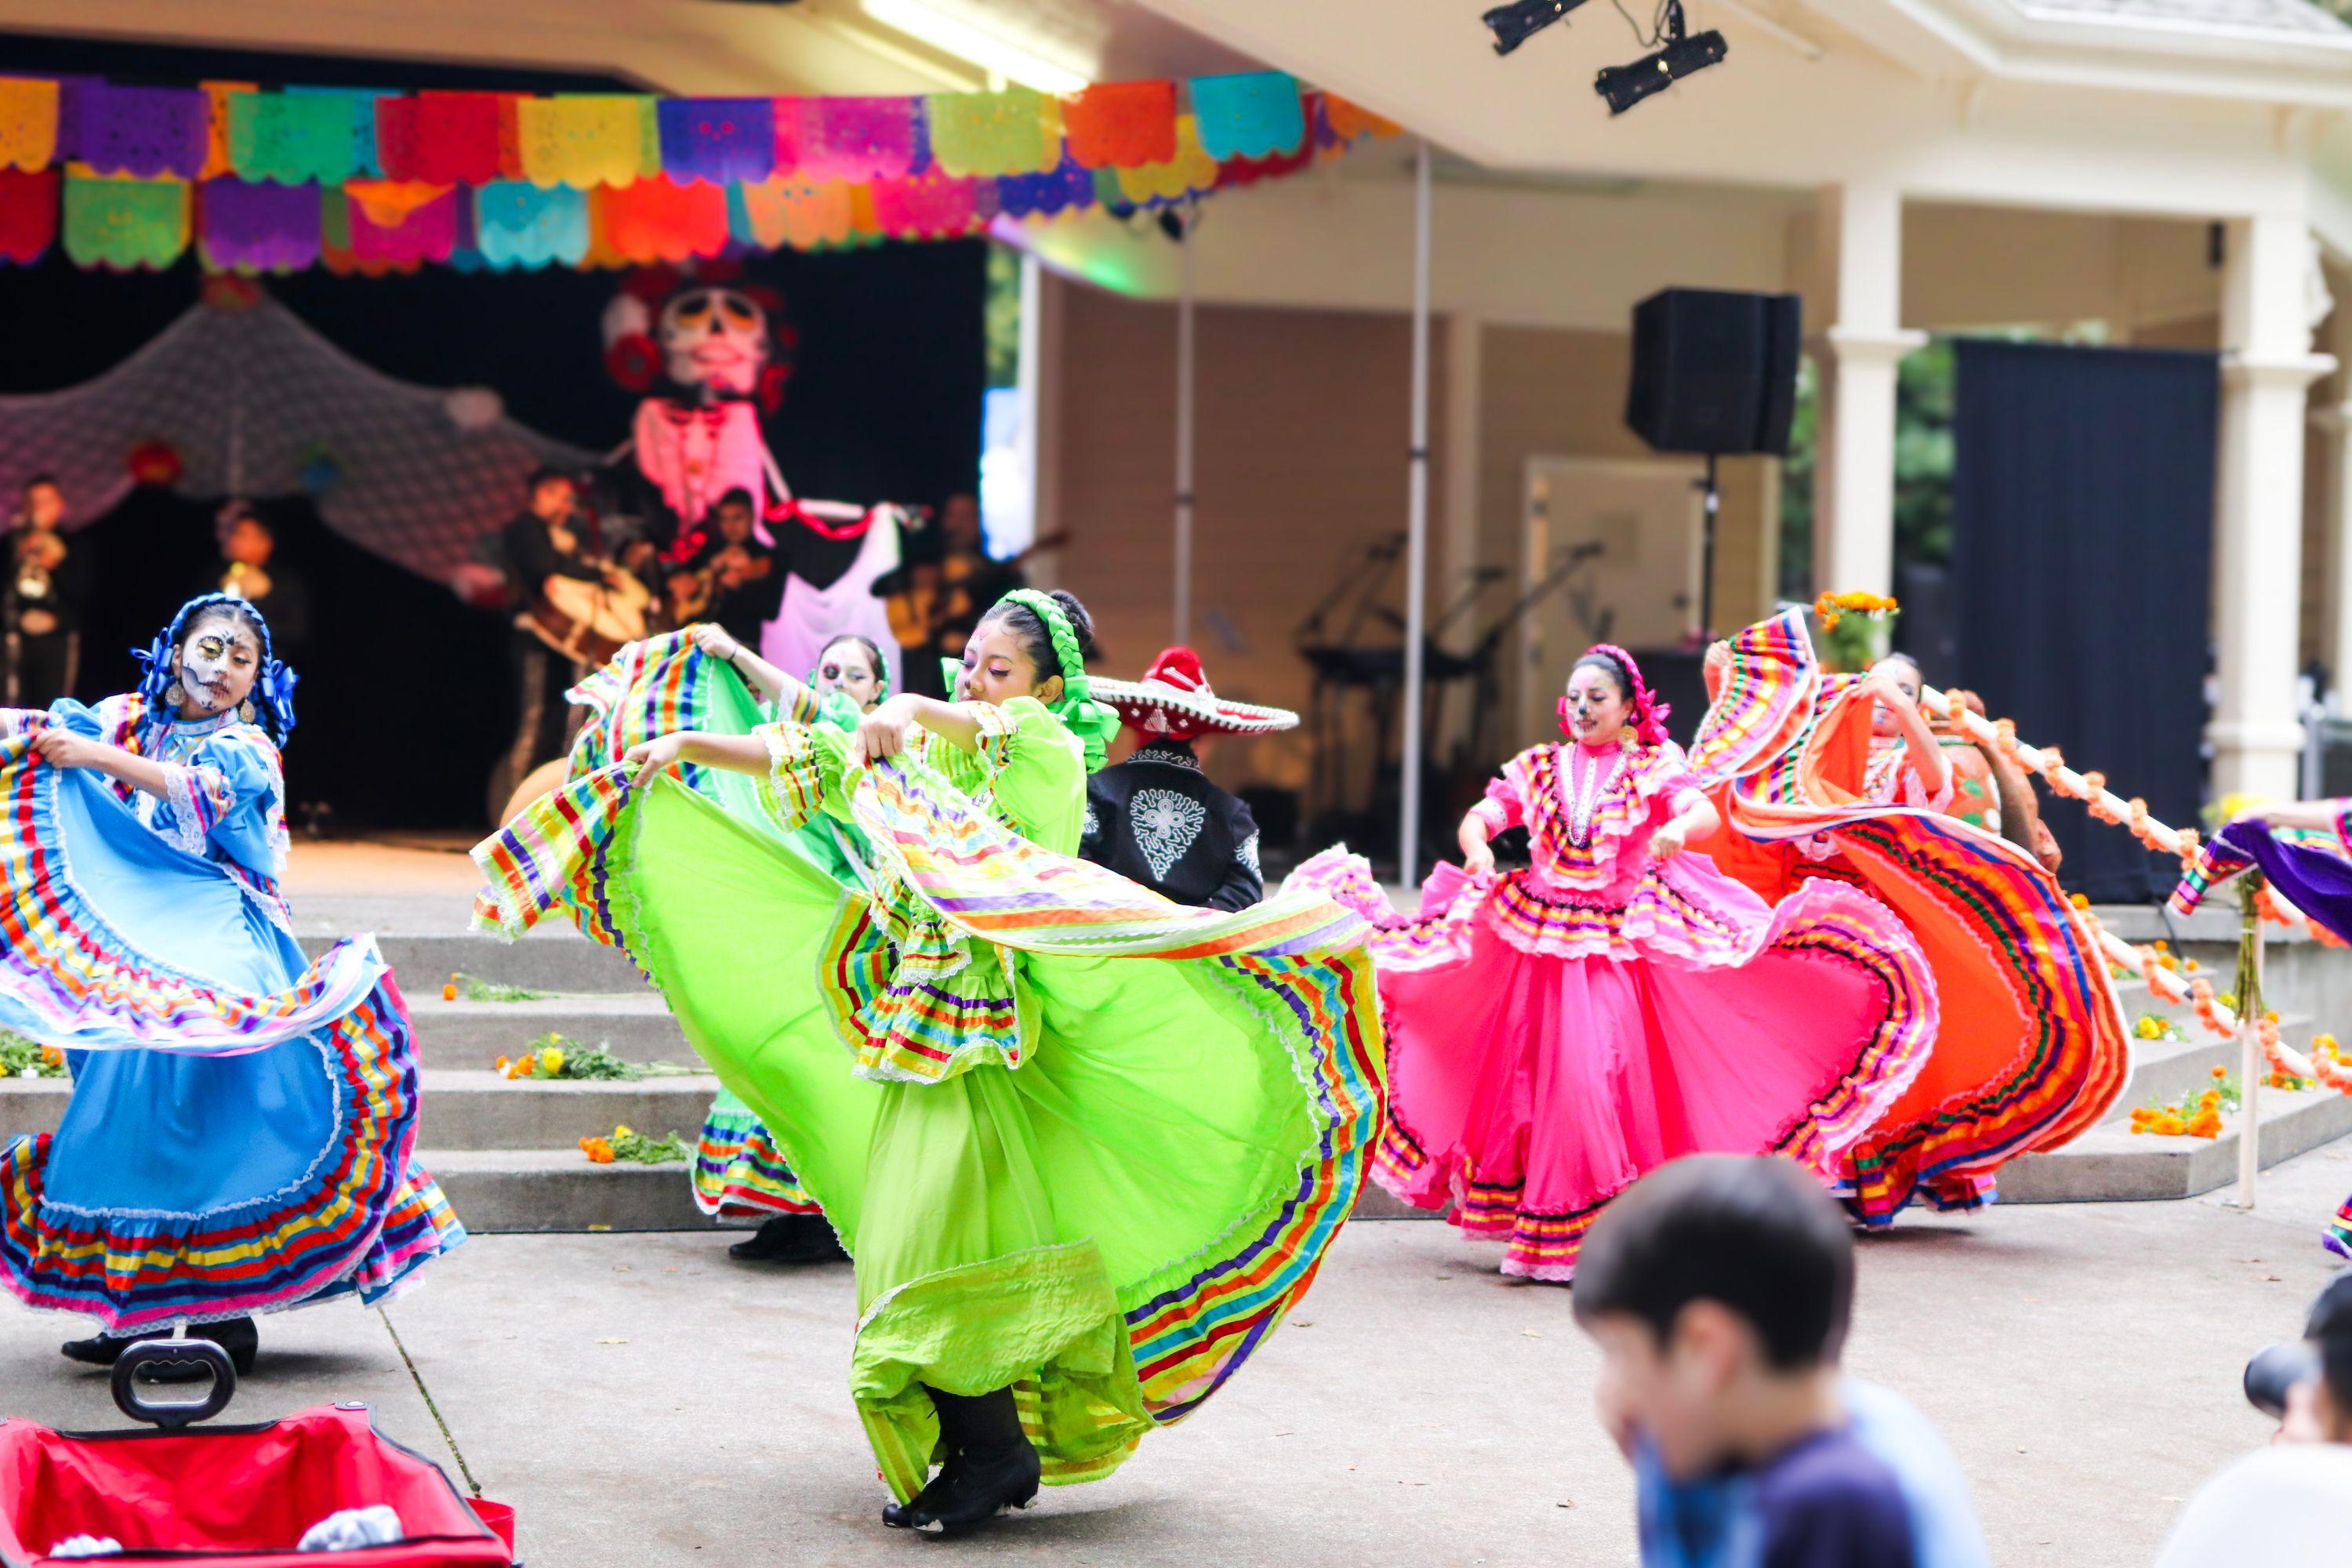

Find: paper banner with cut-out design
<box><xmin>996</xmin><ymin>155</ymin><xmax>1095</xmax><ymax>220</ymax></box>
<box><xmin>376</xmin><ymin>91</ymin><xmax>507</xmax><ymax>186</ymax></box>
<box><xmin>657</xmin><ymin>98</ymin><xmax>775</xmax><ymax>186</ymax></box>
<box><xmin>0</xmin><ymin>78</ymin><xmax>59</xmax><ymax>172</ymax></box>
<box><xmin>517</xmin><ymin>96</ymin><xmax>656</xmax><ymax>190</ymax></box>
<box><xmin>870</xmin><ymin>172</ymin><xmax>982</xmax><ymax>238</ymax></box>
<box><xmin>201</xmin><ymin>176</ymin><xmax>321</xmax><ymax>271</ymax></box>
<box><xmin>1116</xmin><ymin>116</ymin><xmax>1219</xmax><ymax>206</ymax></box>
<box><xmin>0</xmin><ymin>166</ymin><xmax>56</xmax><ymax>262</ymax></box>
<box><xmin>793</xmin><ymin>97</ymin><xmax>920</xmax><ymax>184</ymax></box>
<box><xmin>599</xmin><ymin>175</ymin><xmax>731</xmax><ymax>262</ymax></box>
<box><xmin>474</xmin><ymin>180</ymin><xmax>590</xmax><ymax>267</ymax></box>
<box><xmin>735</xmin><ymin>178</ymin><xmax>855</xmax><ymax>251</ymax></box>
<box><xmin>927</xmin><ymin>87</ymin><xmax>1058</xmax><ymax>178</ymax></box>
<box><xmin>1189</xmin><ymin>72</ymin><xmax>1305</xmax><ymax>162</ymax></box>
<box><xmin>227</xmin><ymin>91</ymin><xmax>363</xmax><ymax>186</ymax></box>
<box><xmin>4</xmin><ymin>71</ymin><xmax>1395</xmax><ymax>270</ymax></box>
<box><xmin>62</xmin><ymin>167</ymin><xmax>188</xmax><ymax>269</ymax></box>
<box><xmin>1062</xmin><ymin>80</ymin><xmax>1175</xmax><ymax>169</ymax></box>
<box><xmin>77</xmin><ymin>83</ymin><xmax>208</xmax><ymax>179</ymax></box>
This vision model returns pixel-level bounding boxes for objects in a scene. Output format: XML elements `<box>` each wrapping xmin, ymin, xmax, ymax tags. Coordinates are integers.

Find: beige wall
<box><xmin>1477</xmin><ymin>326</ymin><xmax>1776</xmax><ymax>749</ymax></box>
<box><xmin>1050</xmin><ymin>282</ymin><xmax>1444</xmax><ymax>801</ymax></box>
<box><xmin>1046</xmin><ymin>283</ymin><xmax>1783</xmax><ymax>806</ymax></box>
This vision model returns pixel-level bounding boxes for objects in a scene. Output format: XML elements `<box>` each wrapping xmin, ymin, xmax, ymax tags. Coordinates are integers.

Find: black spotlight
<box><xmin>1595</xmin><ymin>2</ymin><xmax>1726</xmax><ymax>114</ymax></box>
<box><xmin>1482</xmin><ymin>0</ymin><xmax>1591</xmax><ymax>54</ymax></box>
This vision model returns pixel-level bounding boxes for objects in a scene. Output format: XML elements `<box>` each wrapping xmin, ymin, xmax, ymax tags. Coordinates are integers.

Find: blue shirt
<box><xmin>1635</xmin><ymin>1380</ymin><xmax>1990</xmax><ymax>1568</ymax></box>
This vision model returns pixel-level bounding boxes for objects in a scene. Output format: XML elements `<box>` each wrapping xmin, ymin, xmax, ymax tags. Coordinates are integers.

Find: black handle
<box><xmin>111</xmin><ymin>1338</ymin><xmax>236</xmax><ymax>1429</ymax></box>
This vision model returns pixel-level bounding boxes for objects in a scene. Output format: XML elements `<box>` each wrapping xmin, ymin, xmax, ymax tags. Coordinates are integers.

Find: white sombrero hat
<box><xmin>1092</xmin><ymin>647</ymin><xmax>1298</xmax><ymax>739</ymax></box>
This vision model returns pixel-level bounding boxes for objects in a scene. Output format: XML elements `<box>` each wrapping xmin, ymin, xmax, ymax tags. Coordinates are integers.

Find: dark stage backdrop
<box><xmin>1951</xmin><ymin>339</ymin><xmax>2217</xmax><ymax>903</ymax></box>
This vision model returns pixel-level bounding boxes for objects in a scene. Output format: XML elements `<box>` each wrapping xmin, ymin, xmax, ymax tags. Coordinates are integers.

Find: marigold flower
<box><xmin>539</xmin><ymin>1047</ymin><xmax>565</xmax><ymax>1076</ymax></box>
<box><xmin>441</xmin><ymin>983</ymin><xmax>457</xmax><ymax>1002</ymax></box>
<box><xmin>580</xmin><ymin>1136</ymin><xmax>615</xmax><ymax>1165</ymax></box>
<box><xmin>2211</xmin><ymin>1065</ymin><xmax>2228</xmax><ymax>1080</ymax></box>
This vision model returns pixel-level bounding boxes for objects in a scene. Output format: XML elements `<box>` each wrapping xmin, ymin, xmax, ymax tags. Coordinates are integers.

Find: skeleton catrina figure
<box><xmin>603</xmin><ymin>265</ymin><xmax>798</xmax><ymax>539</ymax></box>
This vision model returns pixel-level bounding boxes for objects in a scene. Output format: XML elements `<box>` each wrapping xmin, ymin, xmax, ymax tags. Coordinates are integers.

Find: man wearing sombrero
<box><xmin>1081</xmin><ymin>646</ymin><xmax>1297</xmax><ymax>910</ymax></box>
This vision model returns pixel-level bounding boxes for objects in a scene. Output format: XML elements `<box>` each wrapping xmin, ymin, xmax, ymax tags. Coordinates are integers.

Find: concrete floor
<box><xmin>3</xmin><ymin>1148</ymin><xmax>2347</xmax><ymax>1568</ymax></box>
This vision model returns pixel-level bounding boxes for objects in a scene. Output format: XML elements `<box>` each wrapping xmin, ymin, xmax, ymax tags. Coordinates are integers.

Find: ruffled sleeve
<box><xmin>170</xmin><ymin>727</ymin><xmax>287</xmax><ymax>880</ymax></box>
<box><xmin>779</xmin><ymin>680</ymin><xmax>864</xmax><ymax>734</ymax></box>
<box><xmin>1470</xmin><ymin>749</ymin><xmax>1541</xmax><ymax>835</ymax></box>
<box><xmin>950</xmin><ymin>696</ymin><xmax>1086</xmax><ymax>854</ymax></box>
<box><xmin>753</xmin><ymin>721</ymin><xmax>854</xmax><ymax>834</ymax></box>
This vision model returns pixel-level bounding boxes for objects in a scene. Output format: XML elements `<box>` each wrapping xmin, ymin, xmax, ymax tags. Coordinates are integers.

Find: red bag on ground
<box><xmin>0</xmin><ymin>1402</ymin><xmax>514</xmax><ymax>1566</ymax></box>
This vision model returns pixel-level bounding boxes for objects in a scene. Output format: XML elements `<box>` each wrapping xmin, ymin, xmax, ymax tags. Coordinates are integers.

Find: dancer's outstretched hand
<box><xmin>851</xmin><ymin>696</ymin><xmax>919</xmax><ymax>767</ymax></box>
<box><xmin>622</xmin><ymin>732</ymin><xmax>689</xmax><ymax>775</ymax></box>
<box><xmin>1651</xmin><ymin>822</ymin><xmax>1688</xmax><ymax>862</ymax></box>
<box><xmin>689</xmin><ymin>624</ymin><xmax>739</xmax><ymax>663</ymax></box>
<box><xmin>30</xmin><ymin>728</ymin><xmax>100</xmax><ymax>771</ymax></box>
<box><xmin>1459</xmin><ymin>839</ymin><xmax>1497</xmax><ymax>879</ymax></box>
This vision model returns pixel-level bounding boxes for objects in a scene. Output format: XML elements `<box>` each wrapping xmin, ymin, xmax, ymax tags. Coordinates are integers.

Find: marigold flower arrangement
<box><xmin>579</xmin><ymin>1124</ymin><xmax>691</xmax><ymax>1166</ymax></box>
<box><xmin>2132</xmin><ymin>1013</ymin><xmax>2185</xmax><ymax>1044</ymax></box>
<box><xmin>495</xmin><ymin>1033</ymin><xmax>695</xmax><ymax>1081</ymax></box>
<box><xmin>2129</xmin><ymin>1070</ymin><xmax>2239</xmax><ymax>1139</ymax></box>
<box><xmin>442</xmin><ymin>971</ymin><xmax>550</xmax><ymax>1004</ymax></box>
<box><xmin>1813</xmin><ymin>591</ymin><xmax>1899</xmax><ymax>631</ymax></box>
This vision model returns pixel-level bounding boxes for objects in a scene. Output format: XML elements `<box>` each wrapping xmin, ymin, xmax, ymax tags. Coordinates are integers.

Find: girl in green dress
<box><xmin>480</xmin><ymin>590</ymin><xmax>1382</xmax><ymax>1537</ymax></box>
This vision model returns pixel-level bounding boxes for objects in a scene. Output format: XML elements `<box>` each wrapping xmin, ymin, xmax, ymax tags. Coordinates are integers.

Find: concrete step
<box><xmin>2001</xmin><ymin>1083</ymin><xmax>2352</xmax><ymax>1204</ymax></box>
<box><xmin>2117</xmin><ymin>1011</ymin><xmax>2318</xmax><ymax>1117</ymax></box>
<box><xmin>423</xmin><ymin>1149</ymin><xmax>713</xmax><ymax>1233</ymax></box>
<box><xmin>405</xmin><ymin>993</ymin><xmax>697</xmax><ymax>1070</ymax></box>
<box><xmin>0</xmin><ymin>1069</ymin><xmax>722</xmax><ymax>1150</ymax></box>
<box><xmin>298</xmin><ymin>931</ymin><xmax>648</xmax><ymax>996</ymax></box>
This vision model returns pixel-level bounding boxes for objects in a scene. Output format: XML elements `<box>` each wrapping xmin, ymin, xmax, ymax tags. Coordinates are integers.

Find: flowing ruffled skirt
<box><xmin>0</xmin><ymin>747</ymin><xmax>461</xmax><ymax>1332</ymax></box>
<box><xmin>692</xmin><ymin>1088</ymin><xmax>819</xmax><ymax>1220</ymax></box>
<box><xmin>478</xmin><ymin>754</ymin><xmax>1383</xmax><ymax>1501</ymax></box>
<box><xmin>1290</xmin><ymin>849</ymin><xmax>1933</xmax><ymax>1280</ymax></box>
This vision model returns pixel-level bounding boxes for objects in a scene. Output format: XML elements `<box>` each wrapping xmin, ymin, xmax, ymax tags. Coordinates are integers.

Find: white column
<box><xmin>2209</xmin><ymin>214</ymin><xmax>2333</xmax><ymax>799</ymax></box>
<box><xmin>2314</xmin><ymin>278</ymin><xmax>2352</xmax><ymax>710</ymax></box>
<box><xmin>1811</xmin><ymin>183</ymin><xmax>1925</xmax><ymax>601</ymax></box>
<box><xmin>1441</xmin><ymin>310</ymin><xmax>1484</xmax><ymax>753</ymax></box>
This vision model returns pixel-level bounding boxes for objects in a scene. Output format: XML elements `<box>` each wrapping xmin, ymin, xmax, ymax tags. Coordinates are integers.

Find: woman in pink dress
<box><xmin>1291</xmin><ymin>644</ymin><xmax>1936</xmax><ymax>1280</ymax></box>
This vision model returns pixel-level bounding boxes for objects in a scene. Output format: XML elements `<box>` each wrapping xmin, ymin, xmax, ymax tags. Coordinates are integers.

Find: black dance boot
<box><xmin>908</xmin><ymin>1388</ymin><xmax>1040</xmax><ymax>1537</ymax></box>
<box><xmin>60</xmin><ymin>1330</ymin><xmax>139</xmax><ymax>1368</ymax></box>
<box><xmin>140</xmin><ymin>1316</ymin><xmax>259</xmax><ymax>1381</ymax></box>
<box><xmin>884</xmin><ymin>1383</ymin><xmax>973</xmax><ymax>1528</ymax></box>
<box><xmin>729</xmin><ymin>1214</ymin><xmax>848</xmax><ymax>1265</ymax></box>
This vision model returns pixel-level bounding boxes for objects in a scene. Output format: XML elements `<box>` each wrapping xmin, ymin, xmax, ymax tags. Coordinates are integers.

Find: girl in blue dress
<box><xmin>0</xmin><ymin>593</ymin><xmax>463</xmax><ymax>1373</ymax></box>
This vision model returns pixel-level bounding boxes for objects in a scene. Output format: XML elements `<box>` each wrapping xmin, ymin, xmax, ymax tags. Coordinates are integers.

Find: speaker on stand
<box><xmin>1624</xmin><ymin>288</ymin><xmax>1802</xmax><ymax>640</ymax></box>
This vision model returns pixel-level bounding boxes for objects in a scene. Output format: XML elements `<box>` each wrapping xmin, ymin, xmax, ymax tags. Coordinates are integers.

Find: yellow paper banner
<box><xmin>517</xmin><ymin>96</ymin><xmax>659</xmax><ymax>191</ymax></box>
<box><xmin>0</xmin><ymin>78</ymin><xmax>59</xmax><ymax>172</ymax></box>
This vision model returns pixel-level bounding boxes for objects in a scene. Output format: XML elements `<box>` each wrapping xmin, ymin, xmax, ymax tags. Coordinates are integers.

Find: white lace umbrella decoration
<box><xmin>0</xmin><ymin>292</ymin><xmax>597</xmax><ymax>583</ymax></box>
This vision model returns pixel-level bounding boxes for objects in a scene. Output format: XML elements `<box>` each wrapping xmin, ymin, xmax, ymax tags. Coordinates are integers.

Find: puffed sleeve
<box><xmin>752</xmin><ymin>720</ymin><xmax>855</xmax><ymax>833</ymax></box>
<box><xmin>172</xmin><ymin>728</ymin><xmax>287</xmax><ymax>880</ymax></box>
<box><xmin>1469</xmin><ymin>749</ymin><xmax>1541</xmax><ymax>836</ymax></box>
<box><xmin>964</xmin><ymin>696</ymin><xmax>1086</xmax><ymax>854</ymax></box>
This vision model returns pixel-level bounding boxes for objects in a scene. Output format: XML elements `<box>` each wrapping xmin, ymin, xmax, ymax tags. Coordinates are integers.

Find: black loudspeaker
<box><xmin>1624</xmin><ymin>289</ymin><xmax>1802</xmax><ymax>456</ymax></box>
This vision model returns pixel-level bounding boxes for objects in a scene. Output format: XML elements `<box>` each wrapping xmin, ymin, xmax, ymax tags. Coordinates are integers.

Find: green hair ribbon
<box><xmin>997</xmin><ymin>588</ymin><xmax>1120</xmax><ymax>773</ymax></box>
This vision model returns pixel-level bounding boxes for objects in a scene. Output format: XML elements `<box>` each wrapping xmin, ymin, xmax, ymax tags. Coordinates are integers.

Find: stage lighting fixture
<box><xmin>1482</xmin><ymin>0</ymin><xmax>1592</xmax><ymax>55</ymax></box>
<box><xmin>1595</xmin><ymin>3</ymin><xmax>1726</xmax><ymax>114</ymax></box>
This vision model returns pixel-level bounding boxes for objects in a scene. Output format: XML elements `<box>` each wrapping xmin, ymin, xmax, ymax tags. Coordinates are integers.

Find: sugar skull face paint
<box><xmin>175</xmin><ymin>615</ymin><xmax>263</xmax><ymax>719</ymax></box>
<box><xmin>816</xmin><ymin>637</ymin><xmax>883</xmax><ymax>711</ymax></box>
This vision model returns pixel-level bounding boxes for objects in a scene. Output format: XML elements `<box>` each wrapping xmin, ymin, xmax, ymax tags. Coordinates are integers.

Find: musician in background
<box><xmin>212</xmin><ymin>505</ymin><xmax>310</xmax><ymax>662</ymax></box>
<box><xmin>498</xmin><ymin>467</ymin><xmax>609</xmax><ymax>808</ymax></box>
<box><xmin>932</xmin><ymin>492</ymin><xmax>1022</xmax><ymax>654</ymax></box>
<box><xmin>5</xmin><ymin>474</ymin><xmax>82</xmax><ymax>707</ymax></box>
<box><xmin>678</xmin><ymin>488</ymin><xmax>780</xmax><ymax>648</ymax></box>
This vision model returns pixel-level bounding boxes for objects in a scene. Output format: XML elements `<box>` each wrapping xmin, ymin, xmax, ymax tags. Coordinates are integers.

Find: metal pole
<box><xmin>1174</xmin><ymin>201</ymin><xmax>1197</xmax><ymax>646</ymax></box>
<box><xmin>1400</xmin><ymin>140</ymin><xmax>1433</xmax><ymax>886</ymax></box>
<box><xmin>2236</xmin><ymin>913</ymin><xmax>2267</xmax><ymax>1207</ymax></box>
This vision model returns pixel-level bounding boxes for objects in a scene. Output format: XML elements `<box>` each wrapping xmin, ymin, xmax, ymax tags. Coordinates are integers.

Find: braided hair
<box><xmin>980</xmin><ymin>589</ymin><xmax>1119</xmax><ymax>771</ymax></box>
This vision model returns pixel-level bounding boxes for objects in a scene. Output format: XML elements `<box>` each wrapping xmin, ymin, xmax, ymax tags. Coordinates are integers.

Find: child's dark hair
<box><xmin>1573</xmin><ymin>650</ymin><xmax>1632</xmax><ymax>700</ymax></box>
<box><xmin>183</xmin><ymin>597</ymin><xmax>270</xmax><ymax>654</ymax></box>
<box><xmin>1572</xmin><ymin>1155</ymin><xmax>1855</xmax><ymax>1371</ymax></box>
<box><xmin>2305</xmin><ymin>1270</ymin><xmax>2352</xmax><ymax>1417</ymax></box>
<box><xmin>980</xmin><ymin>590</ymin><xmax>1100</xmax><ymax>683</ymax></box>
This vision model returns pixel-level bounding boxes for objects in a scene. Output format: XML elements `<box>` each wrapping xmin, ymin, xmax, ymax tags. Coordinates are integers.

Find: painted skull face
<box><xmin>175</xmin><ymin>615</ymin><xmax>263</xmax><ymax>718</ymax></box>
<box><xmin>659</xmin><ymin>287</ymin><xmax>770</xmax><ymax>396</ymax></box>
